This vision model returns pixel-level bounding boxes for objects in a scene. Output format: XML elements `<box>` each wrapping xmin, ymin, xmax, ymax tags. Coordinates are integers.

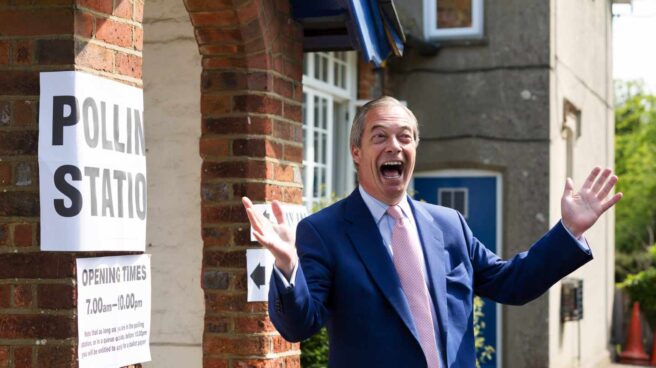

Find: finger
<box><xmin>252</xmin><ymin>229</ymin><xmax>272</xmax><ymax>249</ymax></box>
<box><xmin>582</xmin><ymin>167</ymin><xmax>602</xmax><ymax>190</ymax></box>
<box><xmin>597</xmin><ymin>175</ymin><xmax>617</xmax><ymax>199</ymax></box>
<box><xmin>563</xmin><ymin>177</ymin><xmax>574</xmax><ymax>197</ymax></box>
<box><xmin>246</xmin><ymin>208</ymin><xmax>266</xmax><ymax>234</ymax></box>
<box><xmin>242</xmin><ymin>196</ymin><xmax>253</xmax><ymax>210</ymax></box>
<box><xmin>591</xmin><ymin>168</ymin><xmax>611</xmax><ymax>194</ymax></box>
<box><xmin>272</xmin><ymin>200</ymin><xmax>285</xmax><ymax>225</ymax></box>
<box><xmin>601</xmin><ymin>192</ymin><xmax>623</xmax><ymax>212</ymax></box>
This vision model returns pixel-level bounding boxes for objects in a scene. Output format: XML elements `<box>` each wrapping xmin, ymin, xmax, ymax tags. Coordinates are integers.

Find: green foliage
<box><xmin>301</xmin><ymin>327</ymin><xmax>329</xmax><ymax>368</ymax></box>
<box><xmin>614</xmin><ymin>81</ymin><xmax>656</xmax><ymax>284</ymax></box>
<box><xmin>473</xmin><ymin>296</ymin><xmax>495</xmax><ymax>368</ymax></box>
<box><xmin>618</xmin><ymin>266</ymin><xmax>656</xmax><ymax>326</ymax></box>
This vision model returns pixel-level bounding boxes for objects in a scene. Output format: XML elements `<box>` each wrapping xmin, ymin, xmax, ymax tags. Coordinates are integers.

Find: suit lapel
<box><xmin>409</xmin><ymin>199</ymin><xmax>449</xmax><ymax>359</ymax></box>
<box><xmin>344</xmin><ymin>190</ymin><xmax>420</xmax><ymax>342</ymax></box>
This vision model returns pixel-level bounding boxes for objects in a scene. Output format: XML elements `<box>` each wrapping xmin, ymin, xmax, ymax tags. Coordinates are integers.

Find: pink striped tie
<box><xmin>388</xmin><ymin>205</ymin><xmax>439</xmax><ymax>368</ymax></box>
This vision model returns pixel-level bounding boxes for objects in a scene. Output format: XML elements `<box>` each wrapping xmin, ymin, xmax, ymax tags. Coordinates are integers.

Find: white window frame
<box><xmin>302</xmin><ymin>52</ymin><xmax>358</xmax><ymax>210</ymax></box>
<box><xmin>423</xmin><ymin>0</ymin><xmax>484</xmax><ymax>41</ymax></box>
<box><xmin>437</xmin><ymin>187</ymin><xmax>469</xmax><ymax>218</ymax></box>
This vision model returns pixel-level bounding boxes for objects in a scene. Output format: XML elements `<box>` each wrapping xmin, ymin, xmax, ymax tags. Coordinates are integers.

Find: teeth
<box><xmin>382</xmin><ymin>161</ymin><xmax>402</xmax><ymax>166</ymax></box>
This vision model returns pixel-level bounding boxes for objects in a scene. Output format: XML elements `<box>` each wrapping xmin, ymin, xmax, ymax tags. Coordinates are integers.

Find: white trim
<box><xmin>423</xmin><ymin>0</ymin><xmax>484</xmax><ymax>41</ymax></box>
<box><xmin>437</xmin><ymin>187</ymin><xmax>469</xmax><ymax>218</ymax></box>
<box><xmin>413</xmin><ymin>169</ymin><xmax>503</xmax><ymax>367</ymax></box>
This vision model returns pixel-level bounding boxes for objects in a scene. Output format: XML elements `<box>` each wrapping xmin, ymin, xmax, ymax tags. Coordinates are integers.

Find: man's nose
<box><xmin>385</xmin><ymin>136</ymin><xmax>402</xmax><ymax>152</ymax></box>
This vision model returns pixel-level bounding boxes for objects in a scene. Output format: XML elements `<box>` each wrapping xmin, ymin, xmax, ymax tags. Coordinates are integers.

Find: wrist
<box><xmin>275</xmin><ymin>255</ymin><xmax>297</xmax><ymax>279</ymax></box>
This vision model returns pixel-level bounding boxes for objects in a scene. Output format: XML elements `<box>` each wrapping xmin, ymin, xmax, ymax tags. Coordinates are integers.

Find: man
<box><xmin>242</xmin><ymin>96</ymin><xmax>622</xmax><ymax>367</ymax></box>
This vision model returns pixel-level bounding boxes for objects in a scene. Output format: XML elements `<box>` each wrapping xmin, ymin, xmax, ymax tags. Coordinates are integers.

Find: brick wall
<box><xmin>183</xmin><ymin>0</ymin><xmax>304</xmax><ymax>366</ymax></box>
<box><xmin>0</xmin><ymin>0</ymin><xmax>143</xmax><ymax>367</ymax></box>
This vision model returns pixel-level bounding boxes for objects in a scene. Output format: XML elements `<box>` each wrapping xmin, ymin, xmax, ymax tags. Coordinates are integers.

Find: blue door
<box><xmin>413</xmin><ymin>173</ymin><xmax>500</xmax><ymax>368</ymax></box>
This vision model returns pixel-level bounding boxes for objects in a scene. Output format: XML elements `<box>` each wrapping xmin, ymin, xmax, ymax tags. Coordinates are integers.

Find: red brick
<box><xmin>0</xmin><ymin>315</ymin><xmax>75</xmax><ymax>339</ymax></box>
<box><xmin>133</xmin><ymin>0</ymin><xmax>144</xmax><ymax>22</ymax></box>
<box><xmin>0</xmin><ymin>130</ymin><xmax>37</xmax><ymax>155</ymax></box>
<box><xmin>184</xmin><ymin>0</ymin><xmax>233</xmax><ymax>12</ymax></box>
<box><xmin>232</xmin><ymin>359</ymin><xmax>281</xmax><ymax>368</ymax></box>
<box><xmin>14</xmin><ymin>40</ymin><xmax>32</xmax><ymax>65</ymax></box>
<box><xmin>232</xmin><ymin>139</ymin><xmax>282</xmax><ymax>158</ymax></box>
<box><xmin>232</xmin><ymin>182</ymin><xmax>283</xmax><ymax>202</ymax></box>
<box><xmin>0</xmin><ymin>285</ymin><xmax>10</xmax><ymax>308</ymax></box>
<box><xmin>202</xmin><ymin>205</ymin><xmax>248</xmax><ymax>224</ymax></box>
<box><xmin>0</xmin><ymin>253</ymin><xmax>75</xmax><ymax>279</ymax></box>
<box><xmin>203</xmin><ymin>335</ymin><xmax>268</xmax><ymax>355</ymax></box>
<box><xmin>243</xmin><ymin>36</ymin><xmax>266</xmax><ymax>54</ymax></box>
<box><xmin>113</xmin><ymin>0</ymin><xmax>132</xmax><ymax>19</ymax></box>
<box><xmin>272</xmin><ymin>335</ymin><xmax>298</xmax><ymax>353</ymax></box>
<box><xmin>199</xmin><ymin>136</ymin><xmax>230</xmax><ymax>158</ymax></box>
<box><xmin>283</xmin><ymin>187</ymin><xmax>302</xmax><ymax>203</ymax></box>
<box><xmin>245</xmin><ymin>52</ymin><xmax>271</xmax><ymax>69</ymax></box>
<box><xmin>274</xmin><ymin>164</ymin><xmax>295</xmax><ymax>182</ymax></box>
<box><xmin>201</xmin><ymin>95</ymin><xmax>232</xmax><ymax>117</ymax></box>
<box><xmin>283</xmin><ymin>144</ymin><xmax>302</xmax><ymax>163</ymax></box>
<box><xmin>13</xmin><ymin>346</ymin><xmax>31</xmax><ymax>368</ymax></box>
<box><xmin>189</xmin><ymin>10</ymin><xmax>237</xmax><ymax>27</ymax></box>
<box><xmin>13</xmin><ymin>100</ymin><xmax>34</xmax><ymax>126</ymax></box>
<box><xmin>234</xmin><ymin>315</ymin><xmax>275</xmax><ymax>333</ymax></box>
<box><xmin>236</xmin><ymin>0</ymin><xmax>259</xmax><ymax>23</ymax></box>
<box><xmin>77</xmin><ymin>0</ymin><xmax>112</xmax><ymax>14</ymax></box>
<box><xmin>36</xmin><ymin>39</ymin><xmax>75</xmax><ymax>65</ymax></box>
<box><xmin>0</xmin><ymin>347</ymin><xmax>7</xmax><ymax>368</ymax></box>
<box><xmin>133</xmin><ymin>26</ymin><xmax>143</xmax><ymax>51</ymax></box>
<box><xmin>233</xmin><ymin>94</ymin><xmax>282</xmax><ymax>115</ymax></box>
<box><xmin>195</xmin><ymin>27</ymin><xmax>242</xmax><ymax>45</ymax></box>
<box><xmin>74</xmin><ymin>10</ymin><xmax>94</xmax><ymax>38</ymax></box>
<box><xmin>37</xmin><ymin>284</ymin><xmax>75</xmax><ymax>309</ymax></box>
<box><xmin>0</xmin><ymin>192</ymin><xmax>38</xmax><ymax>217</ymax></box>
<box><xmin>13</xmin><ymin>223</ymin><xmax>32</xmax><ymax>247</ymax></box>
<box><xmin>12</xmin><ymin>284</ymin><xmax>33</xmax><ymax>308</ymax></box>
<box><xmin>36</xmin><ymin>345</ymin><xmax>75</xmax><ymax>368</ymax></box>
<box><xmin>115</xmin><ymin>52</ymin><xmax>142</xmax><ymax>79</ymax></box>
<box><xmin>75</xmin><ymin>41</ymin><xmax>113</xmax><ymax>72</ymax></box>
<box><xmin>0</xmin><ymin>41</ymin><xmax>9</xmax><ymax>65</ymax></box>
<box><xmin>283</xmin><ymin>102</ymin><xmax>301</xmax><ymax>121</ymax></box>
<box><xmin>0</xmin><ymin>162</ymin><xmax>11</xmax><ymax>185</ymax></box>
<box><xmin>203</xmin><ymin>357</ymin><xmax>229</xmax><ymax>368</ymax></box>
<box><xmin>204</xmin><ymin>250</ymin><xmax>246</xmax><ymax>267</ymax></box>
<box><xmin>203</xmin><ymin>116</ymin><xmax>273</xmax><ymax>135</ymax></box>
<box><xmin>202</xmin><ymin>160</ymin><xmax>271</xmax><ymax>180</ymax></box>
<box><xmin>0</xmin><ymin>71</ymin><xmax>39</xmax><ymax>95</ymax></box>
<box><xmin>200</xmin><ymin>55</ymin><xmax>246</xmax><ymax>70</ymax></box>
<box><xmin>205</xmin><ymin>292</ymin><xmax>267</xmax><ymax>313</ymax></box>
<box><xmin>96</xmin><ymin>18</ymin><xmax>133</xmax><ymax>48</ymax></box>
<box><xmin>201</xmin><ymin>226</ymin><xmax>232</xmax><ymax>247</ymax></box>
<box><xmin>233</xmin><ymin>226</ymin><xmax>252</xmax><ymax>246</ymax></box>
<box><xmin>201</xmin><ymin>182</ymin><xmax>232</xmax><ymax>202</ymax></box>
<box><xmin>202</xmin><ymin>70</ymin><xmax>247</xmax><ymax>92</ymax></box>
<box><xmin>0</xmin><ymin>9</ymin><xmax>73</xmax><ymax>36</ymax></box>
<box><xmin>273</xmin><ymin>77</ymin><xmax>293</xmax><ymax>99</ymax></box>
<box><xmin>273</xmin><ymin>120</ymin><xmax>302</xmax><ymax>141</ymax></box>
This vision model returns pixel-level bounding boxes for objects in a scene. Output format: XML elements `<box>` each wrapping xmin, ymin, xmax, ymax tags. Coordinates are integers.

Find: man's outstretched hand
<box><xmin>561</xmin><ymin>167</ymin><xmax>623</xmax><ymax>239</ymax></box>
<box><xmin>242</xmin><ymin>197</ymin><xmax>297</xmax><ymax>279</ymax></box>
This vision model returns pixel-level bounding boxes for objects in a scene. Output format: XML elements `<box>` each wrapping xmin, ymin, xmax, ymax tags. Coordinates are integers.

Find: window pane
<box><xmin>439</xmin><ymin>191</ymin><xmax>452</xmax><ymax>208</ymax></box>
<box><xmin>303</xmin><ymin>54</ymin><xmax>309</xmax><ymax>76</ymax></box>
<box><xmin>454</xmin><ymin>191</ymin><xmax>466</xmax><ymax>214</ymax></box>
<box><xmin>313</xmin><ymin>167</ymin><xmax>320</xmax><ymax>197</ymax></box>
<box><xmin>321</xmin><ymin>133</ymin><xmax>327</xmax><ymax>165</ymax></box>
<box><xmin>437</xmin><ymin>0</ymin><xmax>472</xmax><ymax>29</ymax></box>
<box><xmin>321</xmin><ymin>99</ymin><xmax>328</xmax><ymax>130</ymax></box>
<box><xmin>314</xmin><ymin>131</ymin><xmax>319</xmax><ymax>162</ymax></box>
<box><xmin>321</xmin><ymin>56</ymin><xmax>328</xmax><ymax>82</ymax></box>
<box><xmin>314</xmin><ymin>96</ymin><xmax>320</xmax><ymax>128</ymax></box>
<box><xmin>314</xmin><ymin>54</ymin><xmax>321</xmax><ymax>79</ymax></box>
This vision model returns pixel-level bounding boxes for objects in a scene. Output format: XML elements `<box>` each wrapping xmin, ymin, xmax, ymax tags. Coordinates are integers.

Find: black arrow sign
<box><xmin>262</xmin><ymin>209</ymin><xmax>271</xmax><ymax>220</ymax></box>
<box><xmin>250</xmin><ymin>263</ymin><xmax>266</xmax><ymax>289</ymax></box>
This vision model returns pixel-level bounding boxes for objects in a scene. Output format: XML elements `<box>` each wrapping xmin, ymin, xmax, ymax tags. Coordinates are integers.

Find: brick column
<box><xmin>0</xmin><ymin>0</ymin><xmax>143</xmax><ymax>367</ymax></box>
<box><xmin>184</xmin><ymin>0</ymin><xmax>304</xmax><ymax>366</ymax></box>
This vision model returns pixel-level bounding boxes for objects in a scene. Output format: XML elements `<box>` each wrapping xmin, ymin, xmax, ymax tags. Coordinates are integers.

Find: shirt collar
<box><xmin>358</xmin><ymin>185</ymin><xmax>413</xmax><ymax>224</ymax></box>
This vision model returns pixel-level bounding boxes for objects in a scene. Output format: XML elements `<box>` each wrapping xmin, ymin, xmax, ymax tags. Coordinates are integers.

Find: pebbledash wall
<box><xmin>0</xmin><ymin>0</ymin><xmax>306</xmax><ymax>368</ymax></box>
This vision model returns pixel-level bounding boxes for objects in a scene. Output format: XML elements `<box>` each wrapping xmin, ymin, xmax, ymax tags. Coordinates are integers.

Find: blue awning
<box><xmin>291</xmin><ymin>0</ymin><xmax>406</xmax><ymax>66</ymax></box>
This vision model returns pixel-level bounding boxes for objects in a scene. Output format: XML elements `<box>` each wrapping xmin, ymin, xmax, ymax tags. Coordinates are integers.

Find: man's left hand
<box><xmin>561</xmin><ymin>167</ymin><xmax>623</xmax><ymax>239</ymax></box>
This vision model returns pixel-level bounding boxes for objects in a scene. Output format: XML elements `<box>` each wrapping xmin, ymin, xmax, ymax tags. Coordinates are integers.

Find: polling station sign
<box><xmin>77</xmin><ymin>255</ymin><xmax>151</xmax><ymax>368</ymax></box>
<box><xmin>38</xmin><ymin>71</ymin><xmax>146</xmax><ymax>251</ymax></box>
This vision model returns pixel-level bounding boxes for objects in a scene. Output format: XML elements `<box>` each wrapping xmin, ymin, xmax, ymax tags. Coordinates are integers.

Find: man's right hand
<box><xmin>242</xmin><ymin>197</ymin><xmax>298</xmax><ymax>279</ymax></box>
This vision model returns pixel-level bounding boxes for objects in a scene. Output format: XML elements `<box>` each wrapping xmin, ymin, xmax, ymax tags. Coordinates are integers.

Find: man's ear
<box><xmin>351</xmin><ymin>145</ymin><xmax>361</xmax><ymax>166</ymax></box>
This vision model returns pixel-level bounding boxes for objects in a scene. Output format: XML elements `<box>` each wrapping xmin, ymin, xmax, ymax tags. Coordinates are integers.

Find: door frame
<box><xmin>413</xmin><ymin>169</ymin><xmax>503</xmax><ymax>367</ymax></box>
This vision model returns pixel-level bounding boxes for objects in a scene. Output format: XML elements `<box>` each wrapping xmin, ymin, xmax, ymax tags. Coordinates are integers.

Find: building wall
<box><xmin>142</xmin><ymin>0</ymin><xmax>203</xmax><ymax>367</ymax></box>
<box><xmin>392</xmin><ymin>0</ymin><xmax>614</xmax><ymax>367</ymax></box>
<box><xmin>547</xmin><ymin>1</ymin><xmax>615</xmax><ymax>367</ymax></box>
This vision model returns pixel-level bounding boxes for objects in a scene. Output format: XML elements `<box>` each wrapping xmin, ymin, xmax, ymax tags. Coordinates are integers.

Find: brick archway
<box><xmin>183</xmin><ymin>0</ymin><xmax>304</xmax><ymax>366</ymax></box>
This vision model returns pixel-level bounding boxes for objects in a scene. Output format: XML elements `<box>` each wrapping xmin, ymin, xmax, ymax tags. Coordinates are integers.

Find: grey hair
<box><xmin>349</xmin><ymin>96</ymin><xmax>419</xmax><ymax>149</ymax></box>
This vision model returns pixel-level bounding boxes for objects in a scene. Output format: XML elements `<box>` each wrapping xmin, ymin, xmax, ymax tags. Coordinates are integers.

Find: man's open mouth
<box><xmin>380</xmin><ymin>161</ymin><xmax>404</xmax><ymax>179</ymax></box>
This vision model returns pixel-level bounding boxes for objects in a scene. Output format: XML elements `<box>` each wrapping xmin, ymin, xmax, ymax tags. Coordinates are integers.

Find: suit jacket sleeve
<box><xmin>460</xmin><ymin>213</ymin><xmax>594</xmax><ymax>305</ymax></box>
<box><xmin>268</xmin><ymin>218</ymin><xmax>333</xmax><ymax>342</ymax></box>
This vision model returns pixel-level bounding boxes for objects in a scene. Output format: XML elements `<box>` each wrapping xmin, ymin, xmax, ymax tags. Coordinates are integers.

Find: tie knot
<box><xmin>387</xmin><ymin>205</ymin><xmax>404</xmax><ymax>222</ymax></box>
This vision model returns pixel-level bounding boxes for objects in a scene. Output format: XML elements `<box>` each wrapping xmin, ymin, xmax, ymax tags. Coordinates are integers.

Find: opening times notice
<box><xmin>77</xmin><ymin>255</ymin><xmax>151</xmax><ymax>368</ymax></box>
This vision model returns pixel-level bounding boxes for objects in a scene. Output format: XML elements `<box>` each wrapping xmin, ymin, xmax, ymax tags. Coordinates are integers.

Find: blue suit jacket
<box><xmin>269</xmin><ymin>189</ymin><xmax>592</xmax><ymax>367</ymax></box>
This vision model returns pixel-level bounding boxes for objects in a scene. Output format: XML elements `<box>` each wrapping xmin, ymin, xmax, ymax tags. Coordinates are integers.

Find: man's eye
<box><xmin>373</xmin><ymin>133</ymin><xmax>386</xmax><ymax>142</ymax></box>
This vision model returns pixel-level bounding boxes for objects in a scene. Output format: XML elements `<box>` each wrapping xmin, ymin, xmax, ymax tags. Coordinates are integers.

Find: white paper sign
<box><xmin>246</xmin><ymin>248</ymin><xmax>275</xmax><ymax>302</ymax></box>
<box><xmin>249</xmin><ymin>204</ymin><xmax>308</xmax><ymax>241</ymax></box>
<box><xmin>38</xmin><ymin>71</ymin><xmax>146</xmax><ymax>251</ymax></box>
<box><xmin>76</xmin><ymin>255</ymin><xmax>151</xmax><ymax>368</ymax></box>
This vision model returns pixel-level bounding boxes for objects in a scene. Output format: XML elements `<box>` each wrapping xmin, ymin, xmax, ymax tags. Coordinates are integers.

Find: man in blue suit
<box><xmin>242</xmin><ymin>96</ymin><xmax>622</xmax><ymax>367</ymax></box>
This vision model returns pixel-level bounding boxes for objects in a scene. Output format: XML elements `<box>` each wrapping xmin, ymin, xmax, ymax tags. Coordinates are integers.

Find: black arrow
<box><xmin>262</xmin><ymin>209</ymin><xmax>271</xmax><ymax>220</ymax></box>
<box><xmin>250</xmin><ymin>263</ymin><xmax>266</xmax><ymax>289</ymax></box>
